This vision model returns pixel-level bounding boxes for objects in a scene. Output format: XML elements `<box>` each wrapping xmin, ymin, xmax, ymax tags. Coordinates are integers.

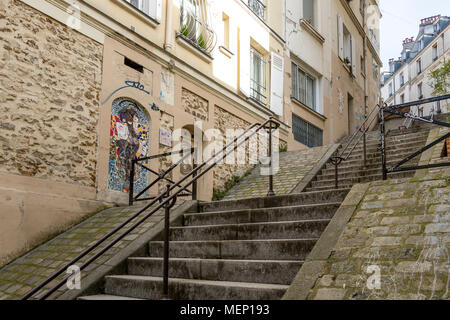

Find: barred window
<box><xmin>179</xmin><ymin>0</ymin><xmax>216</xmax><ymax>54</ymax></box>
<box><xmin>292</xmin><ymin>114</ymin><xmax>323</xmax><ymax>148</ymax></box>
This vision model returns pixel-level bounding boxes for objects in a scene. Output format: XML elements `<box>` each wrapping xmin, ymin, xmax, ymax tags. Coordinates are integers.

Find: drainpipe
<box><xmin>362</xmin><ymin>3</ymin><xmax>368</xmax><ymax>167</ymax></box>
<box><xmin>164</xmin><ymin>0</ymin><xmax>174</xmax><ymax>52</ymax></box>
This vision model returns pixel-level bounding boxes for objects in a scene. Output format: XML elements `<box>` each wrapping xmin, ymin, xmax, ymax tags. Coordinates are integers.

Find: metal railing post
<box><xmin>192</xmin><ymin>162</ymin><xmax>198</xmax><ymax>201</ymax></box>
<box><xmin>380</xmin><ymin>107</ymin><xmax>387</xmax><ymax>180</ymax></box>
<box><xmin>267</xmin><ymin>120</ymin><xmax>275</xmax><ymax>197</ymax></box>
<box><xmin>162</xmin><ymin>184</ymin><xmax>177</xmax><ymax>299</ymax></box>
<box><xmin>129</xmin><ymin>159</ymin><xmax>136</xmax><ymax>206</ymax></box>
<box><xmin>363</xmin><ymin>123</ymin><xmax>367</xmax><ymax>167</ymax></box>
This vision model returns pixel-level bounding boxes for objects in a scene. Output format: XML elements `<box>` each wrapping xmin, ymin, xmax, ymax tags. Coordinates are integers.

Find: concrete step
<box><xmin>184</xmin><ymin>203</ymin><xmax>341</xmax><ymax>227</ymax></box>
<box><xmin>78</xmin><ymin>295</ymin><xmax>144</xmax><ymax>300</ymax></box>
<box><xmin>199</xmin><ymin>189</ymin><xmax>350</xmax><ymax>213</ymax></box>
<box><xmin>104</xmin><ymin>275</ymin><xmax>289</xmax><ymax>300</ymax></box>
<box><xmin>310</xmin><ymin>171</ymin><xmax>414</xmax><ymax>189</ymax></box>
<box><xmin>321</xmin><ymin>158</ymin><xmax>422</xmax><ymax>175</ymax></box>
<box><xmin>305</xmin><ymin>172</ymin><xmax>416</xmax><ymax>192</ymax></box>
<box><xmin>148</xmin><ymin>239</ymin><xmax>317</xmax><ymax>260</ymax></box>
<box><xmin>128</xmin><ymin>257</ymin><xmax>303</xmax><ymax>285</ymax></box>
<box><xmin>169</xmin><ymin>219</ymin><xmax>331</xmax><ymax>241</ymax></box>
<box><xmin>342</xmin><ymin>138</ymin><xmax>429</xmax><ymax>156</ymax></box>
<box><xmin>324</xmin><ymin>153</ymin><xmax>422</xmax><ymax>170</ymax></box>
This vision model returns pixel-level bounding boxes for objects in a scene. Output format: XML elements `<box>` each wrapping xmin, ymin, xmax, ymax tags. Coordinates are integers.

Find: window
<box><xmin>248</xmin><ymin>0</ymin><xmax>265</xmax><ymax>20</ymax></box>
<box><xmin>343</xmin><ymin>25</ymin><xmax>352</xmax><ymax>67</ymax></box>
<box><xmin>179</xmin><ymin>0</ymin><xmax>215</xmax><ymax>54</ymax></box>
<box><xmin>303</xmin><ymin>0</ymin><xmax>315</xmax><ymax>27</ymax></box>
<box><xmin>400</xmin><ymin>73</ymin><xmax>405</xmax><ymax>87</ymax></box>
<box><xmin>388</xmin><ymin>83</ymin><xmax>393</xmax><ymax>97</ymax></box>
<box><xmin>291</xmin><ymin>62</ymin><xmax>316</xmax><ymax>111</ymax></box>
<box><xmin>417</xmin><ymin>59</ymin><xmax>422</xmax><ymax>75</ymax></box>
<box><xmin>418</xmin><ymin>83</ymin><xmax>423</xmax><ymax>99</ymax></box>
<box><xmin>418</xmin><ymin>107</ymin><xmax>424</xmax><ymax>117</ymax></box>
<box><xmin>400</xmin><ymin>94</ymin><xmax>405</xmax><ymax>104</ymax></box>
<box><xmin>222</xmin><ymin>13</ymin><xmax>230</xmax><ymax>49</ymax></box>
<box><xmin>250</xmin><ymin>48</ymin><xmax>267</xmax><ymax>105</ymax></box>
<box><xmin>127</xmin><ymin>0</ymin><xmax>159</xmax><ymax>20</ymax></box>
<box><xmin>372</xmin><ymin>58</ymin><xmax>379</xmax><ymax>80</ymax></box>
<box><xmin>433</xmin><ymin>44</ymin><xmax>438</xmax><ymax>61</ymax></box>
<box><xmin>292</xmin><ymin>114</ymin><xmax>323</xmax><ymax>148</ymax></box>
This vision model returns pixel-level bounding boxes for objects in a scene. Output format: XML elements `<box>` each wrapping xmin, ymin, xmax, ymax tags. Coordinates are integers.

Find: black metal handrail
<box><xmin>21</xmin><ymin>117</ymin><xmax>281</xmax><ymax>300</ymax></box>
<box><xmin>380</xmin><ymin>94</ymin><xmax>450</xmax><ymax>180</ymax></box>
<box><xmin>129</xmin><ymin>148</ymin><xmax>197</xmax><ymax>205</ymax></box>
<box><xmin>330</xmin><ymin>103</ymin><xmax>381</xmax><ymax>188</ymax></box>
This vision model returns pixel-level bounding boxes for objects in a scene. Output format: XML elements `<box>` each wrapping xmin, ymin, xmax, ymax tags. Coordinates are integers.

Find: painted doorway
<box><xmin>108</xmin><ymin>98</ymin><xmax>150</xmax><ymax>195</ymax></box>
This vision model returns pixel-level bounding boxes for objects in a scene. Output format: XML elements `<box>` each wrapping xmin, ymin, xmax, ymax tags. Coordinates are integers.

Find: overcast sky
<box><xmin>380</xmin><ymin>0</ymin><xmax>449</xmax><ymax>71</ymax></box>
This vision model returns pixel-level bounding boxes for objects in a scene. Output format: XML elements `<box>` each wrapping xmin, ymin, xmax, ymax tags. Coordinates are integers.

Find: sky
<box><xmin>380</xmin><ymin>0</ymin><xmax>449</xmax><ymax>71</ymax></box>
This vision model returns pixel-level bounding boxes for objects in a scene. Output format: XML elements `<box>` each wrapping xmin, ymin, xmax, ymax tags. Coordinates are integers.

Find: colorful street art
<box><xmin>108</xmin><ymin>98</ymin><xmax>150</xmax><ymax>194</ymax></box>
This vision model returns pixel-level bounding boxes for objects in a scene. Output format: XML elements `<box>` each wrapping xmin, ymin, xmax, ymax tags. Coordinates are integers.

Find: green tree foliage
<box><xmin>428</xmin><ymin>60</ymin><xmax>450</xmax><ymax>96</ymax></box>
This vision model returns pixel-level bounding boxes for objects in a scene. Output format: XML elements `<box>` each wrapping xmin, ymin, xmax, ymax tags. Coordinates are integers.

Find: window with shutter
<box><xmin>270</xmin><ymin>52</ymin><xmax>284</xmax><ymax>116</ymax></box>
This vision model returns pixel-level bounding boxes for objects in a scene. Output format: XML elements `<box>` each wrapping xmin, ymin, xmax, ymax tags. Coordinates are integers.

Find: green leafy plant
<box><xmin>428</xmin><ymin>60</ymin><xmax>450</xmax><ymax>96</ymax></box>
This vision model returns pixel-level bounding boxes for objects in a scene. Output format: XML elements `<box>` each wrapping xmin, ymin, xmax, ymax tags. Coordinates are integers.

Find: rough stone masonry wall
<box><xmin>306</xmin><ymin>126</ymin><xmax>450</xmax><ymax>300</ymax></box>
<box><xmin>0</xmin><ymin>0</ymin><xmax>103</xmax><ymax>187</ymax></box>
<box><xmin>213</xmin><ymin>106</ymin><xmax>252</xmax><ymax>191</ymax></box>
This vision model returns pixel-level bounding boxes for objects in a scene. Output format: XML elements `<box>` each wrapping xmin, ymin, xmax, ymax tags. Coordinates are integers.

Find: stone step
<box><xmin>184</xmin><ymin>203</ymin><xmax>341</xmax><ymax>227</ymax></box>
<box><xmin>342</xmin><ymin>138</ymin><xmax>429</xmax><ymax>155</ymax></box>
<box><xmin>127</xmin><ymin>257</ymin><xmax>302</xmax><ymax>285</ymax></box>
<box><xmin>169</xmin><ymin>219</ymin><xmax>331</xmax><ymax>241</ymax></box>
<box><xmin>310</xmin><ymin>171</ymin><xmax>414</xmax><ymax>189</ymax></box>
<box><xmin>148</xmin><ymin>239</ymin><xmax>317</xmax><ymax>260</ymax></box>
<box><xmin>321</xmin><ymin>158</ymin><xmax>422</xmax><ymax>175</ymax></box>
<box><xmin>334</xmin><ymin>146</ymin><xmax>427</xmax><ymax>165</ymax></box>
<box><xmin>305</xmin><ymin>172</ymin><xmax>416</xmax><ymax>192</ymax></box>
<box><xmin>104</xmin><ymin>275</ymin><xmax>289</xmax><ymax>300</ymax></box>
<box><xmin>199</xmin><ymin>189</ymin><xmax>350</xmax><ymax>213</ymax></box>
<box><xmin>324</xmin><ymin>153</ymin><xmax>422</xmax><ymax>170</ymax></box>
<box><xmin>78</xmin><ymin>295</ymin><xmax>144</xmax><ymax>300</ymax></box>
<box><xmin>316</xmin><ymin>168</ymin><xmax>385</xmax><ymax>181</ymax></box>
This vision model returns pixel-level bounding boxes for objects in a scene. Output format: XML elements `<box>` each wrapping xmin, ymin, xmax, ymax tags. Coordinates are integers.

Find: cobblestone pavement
<box><xmin>308</xmin><ymin>127</ymin><xmax>450</xmax><ymax>300</ymax></box>
<box><xmin>0</xmin><ymin>201</ymin><xmax>184</xmax><ymax>300</ymax></box>
<box><xmin>223</xmin><ymin>145</ymin><xmax>331</xmax><ymax>200</ymax></box>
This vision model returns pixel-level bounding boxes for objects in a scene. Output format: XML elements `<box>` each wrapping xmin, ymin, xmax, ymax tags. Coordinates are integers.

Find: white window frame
<box><xmin>126</xmin><ymin>0</ymin><xmax>161</xmax><ymax>20</ymax></box>
<box><xmin>291</xmin><ymin>62</ymin><xmax>317</xmax><ymax>111</ymax></box>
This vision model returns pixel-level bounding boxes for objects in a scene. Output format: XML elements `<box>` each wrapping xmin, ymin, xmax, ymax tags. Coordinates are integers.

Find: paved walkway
<box><xmin>0</xmin><ymin>201</ymin><xmax>184</xmax><ymax>300</ymax></box>
<box><xmin>223</xmin><ymin>145</ymin><xmax>331</xmax><ymax>200</ymax></box>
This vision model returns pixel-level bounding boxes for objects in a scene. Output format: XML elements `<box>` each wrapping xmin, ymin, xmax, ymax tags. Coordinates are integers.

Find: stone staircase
<box><xmin>79</xmin><ymin>190</ymin><xmax>349</xmax><ymax>300</ymax></box>
<box><xmin>78</xmin><ymin>124</ymin><xmax>432</xmax><ymax>300</ymax></box>
<box><xmin>305</xmin><ymin>127</ymin><xmax>431</xmax><ymax>192</ymax></box>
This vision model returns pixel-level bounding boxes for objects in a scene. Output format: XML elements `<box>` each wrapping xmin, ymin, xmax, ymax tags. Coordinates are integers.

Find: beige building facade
<box><xmin>285</xmin><ymin>0</ymin><xmax>381</xmax><ymax>148</ymax></box>
<box><xmin>0</xmin><ymin>0</ymin><xmax>381</xmax><ymax>267</ymax></box>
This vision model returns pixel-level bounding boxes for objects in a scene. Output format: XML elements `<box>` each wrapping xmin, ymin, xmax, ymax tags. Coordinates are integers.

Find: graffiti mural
<box><xmin>108</xmin><ymin>98</ymin><xmax>150</xmax><ymax>194</ymax></box>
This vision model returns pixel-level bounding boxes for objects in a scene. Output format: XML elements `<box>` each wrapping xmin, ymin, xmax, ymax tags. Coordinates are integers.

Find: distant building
<box><xmin>381</xmin><ymin>15</ymin><xmax>450</xmax><ymax>116</ymax></box>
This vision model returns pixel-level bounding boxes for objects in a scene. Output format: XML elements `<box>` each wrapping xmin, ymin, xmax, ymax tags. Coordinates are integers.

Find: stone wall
<box><xmin>0</xmin><ymin>0</ymin><xmax>103</xmax><ymax>187</ymax></box>
<box><xmin>304</xmin><ymin>126</ymin><xmax>450</xmax><ymax>300</ymax></box>
<box><xmin>181</xmin><ymin>88</ymin><xmax>209</xmax><ymax>121</ymax></box>
<box><xmin>308</xmin><ymin>172</ymin><xmax>450</xmax><ymax>300</ymax></box>
<box><xmin>213</xmin><ymin>106</ymin><xmax>252</xmax><ymax>191</ymax></box>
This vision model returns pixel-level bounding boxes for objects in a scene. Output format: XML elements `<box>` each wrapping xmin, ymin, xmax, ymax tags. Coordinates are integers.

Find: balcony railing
<box><xmin>248</xmin><ymin>0</ymin><xmax>266</xmax><ymax>20</ymax></box>
<box><xmin>179</xmin><ymin>0</ymin><xmax>216</xmax><ymax>55</ymax></box>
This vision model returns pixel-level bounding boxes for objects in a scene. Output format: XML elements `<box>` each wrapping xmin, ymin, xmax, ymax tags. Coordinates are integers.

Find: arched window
<box><xmin>108</xmin><ymin>98</ymin><xmax>150</xmax><ymax>194</ymax></box>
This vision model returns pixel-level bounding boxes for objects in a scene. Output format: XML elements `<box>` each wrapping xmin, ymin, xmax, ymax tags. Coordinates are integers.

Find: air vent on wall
<box><xmin>124</xmin><ymin>57</ymin><xmax>144</xmax><ymax>73</ymax></box>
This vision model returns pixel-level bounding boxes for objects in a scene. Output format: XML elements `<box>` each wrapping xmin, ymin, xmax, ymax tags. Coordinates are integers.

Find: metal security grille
<box><xmin>292</xmin><ymin>113</ymin><xmax>323</xmax><ymax>147</ymax></box>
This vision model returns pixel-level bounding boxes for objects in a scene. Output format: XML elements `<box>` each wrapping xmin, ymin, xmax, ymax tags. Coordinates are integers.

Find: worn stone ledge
<box><xmin>282</xmin><ymin>183</ymin><xmax>369</xmax><ymax>300</ymax></box>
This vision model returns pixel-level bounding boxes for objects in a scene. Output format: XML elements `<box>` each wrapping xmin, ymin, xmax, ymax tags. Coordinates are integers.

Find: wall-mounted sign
<box><xmin>159</xmin><ymin>128</ymin><xmax>172</xmax><ymax>147</ymax></box>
